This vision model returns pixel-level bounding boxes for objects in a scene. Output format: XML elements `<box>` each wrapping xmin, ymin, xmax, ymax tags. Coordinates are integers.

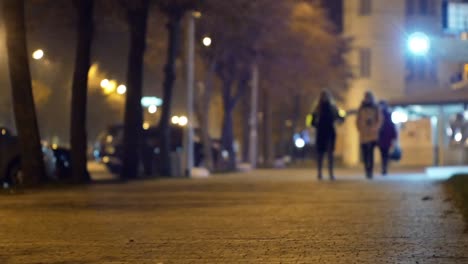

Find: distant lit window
<box><xmin>420</xmin><ymin>0</ymin><xmax>436</xmax><ymax>16</ymax></box>
<box><xmin>420</xmin><ymin>0</ymin><xmax>428</xmax><ymax>15</ymax></box>
<box><xmin>447</xmin><ymin>3</ymin><xmax>468</xmax><ymax>32</ymax></box>
<box><xmin>405</xmin><ymin>57</ymin><xmax>415</xmax><ymax>81</ymax></box>
<box><xmin>359</xmin><ymin>48</ymin><xmax>371</xmax><ymax>78</ymax></box>
<box><xmin>406</xmin><ymin>0</ymin><xmax>415</xmax><ymax>16</ymax></box>
<box><xmin>359</xmin><ymin>0</ymin><xmax>372</xmax><ymax>16</ymax></box>
<box><xmin>416</xmin><ymin>58</ymin><xmax>426</xmax><ymax>80</ymax></box>
<box><xmin>406</xmin><ymin>56</ymin><xmax>436</xmax><ymax>81</ymax></box>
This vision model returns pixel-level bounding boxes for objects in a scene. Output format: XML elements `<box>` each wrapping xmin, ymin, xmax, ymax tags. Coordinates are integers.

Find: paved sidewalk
<box><xmin>0</xmin><ymin>169</ymin><xmax>467</xmax><ymax>263</ymax></box>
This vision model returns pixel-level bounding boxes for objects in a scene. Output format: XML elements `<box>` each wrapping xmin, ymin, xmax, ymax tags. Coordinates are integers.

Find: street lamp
<box><xmin>202</xmin><ymin>36</ymin><xmax>212</xmax><ymax>47</ymax></box>
<box><xmin>171</xmin><ymin>116</ymin><xmax>180</xmax><ymax>125</ymax></box>
<box><xmin>148</xmin><ymin>105</ymin><xmax>157</xmax><ymax>114</ymax></box>
<box><xmin>100</xmin><ymin>79</ymin><xmax>110</xmax><ymax>89</ymax></box>
<box><xmin>32</xmin><ymin>49</ymin><xmax>44</xmax><ymax>60</ymax></box>
<box><xmin>407</xmin><ymin>32</ymin><xmax>430</xmax><ymax>56</ymax></box>
<box><xmin>178</xmin><ymin>116</ymin><xmax>188</xmax><ymax>126</ymax></box>
<box><xmin>117</xmin><ymin>84</ymin><xmax>127</xmax><ymax>95</ymax></box>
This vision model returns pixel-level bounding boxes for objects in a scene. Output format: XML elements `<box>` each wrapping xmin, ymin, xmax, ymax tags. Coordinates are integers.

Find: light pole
<box><xmin>185</xmin><ymin>11</ymin><xmax>197</xmax><ymax>177</ymax></box>
<box><xmin>249</xmin><ymin>63</ymin><xmax>259</xmax><ymax>169</ymax></box>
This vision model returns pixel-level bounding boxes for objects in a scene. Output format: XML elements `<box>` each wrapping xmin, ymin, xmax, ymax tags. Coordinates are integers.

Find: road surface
<box><xmin>0</xmin><ymin>169</ymin><xmax>467</xmax><ymax>263</ymax></box>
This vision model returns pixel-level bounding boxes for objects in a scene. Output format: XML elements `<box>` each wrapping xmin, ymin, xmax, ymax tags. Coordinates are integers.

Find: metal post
<box><xmin>437</xmin><ymin>106</ymin><xmax>445</xmax><ymax>166</ymax></box>
<box><xmin>249</xmin><ymin>63</ymin><xmax>259</xmax><ymax>168</ymax></box>
<box><xmin>185</xmin><ymin>13</ymin><xmax>195</xmax><ymax>177</ymax></box>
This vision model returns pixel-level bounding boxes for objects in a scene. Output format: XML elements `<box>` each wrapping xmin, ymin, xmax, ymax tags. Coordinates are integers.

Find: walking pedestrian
<box><xmin>356</xmin><ymin>91</ymin><xmax>382</xmax><ymax>179</ymax></box>
<box><xmin>377</xmin><ymin>100</ymin><xmax>397</xmax><ymax>175</ymax></box>
<box><xmin>311</xmin><ymin>90</ymin><xmax>344</xmax><ymax>180</ymax></box>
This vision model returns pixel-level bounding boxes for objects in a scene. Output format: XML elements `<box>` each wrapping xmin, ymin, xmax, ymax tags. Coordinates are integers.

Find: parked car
<box><xmin>0</xmin><ymin>128</ymin><xmax>73</xmax><ymax>187</ymax></box>
<box><xmin>93</xmin><ymin>124</ymin><xmax>220</xmax><ymax>175</ymax></box>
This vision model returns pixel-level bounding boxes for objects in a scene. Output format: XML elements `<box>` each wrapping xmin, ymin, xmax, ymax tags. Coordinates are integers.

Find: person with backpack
<box><xmin>356</xmin><ymin>91</ymin><xmax>382</xmax><ymax>179</ymax></box>
<box><xmin>311</xmin><ymin>90</ymin><xmax>344</xmax><ymax>180</ymax></box>
<box><xmin>377</xmin><ymin>101</ymin><xmax>398</xmax><ymax>175</ymax></box>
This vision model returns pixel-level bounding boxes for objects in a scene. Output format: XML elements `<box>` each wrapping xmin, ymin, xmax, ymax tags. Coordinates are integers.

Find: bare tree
<box><xmin>120</xmin><ymin>0</ymin><xmax>150</xmax><ymax>179</ymax></box>
<box><xmin>3</xmin><ymin>0</ymin><xmax>46</xmax><ymax>185</ymax></box>
<box><xmin>198</xmin><ymin>0</ymin><xmax>352</xmax><ymax>170</ymax></box>
<box><xmin>70</xmin><ymin>0</ymin><xmax>94</xmax><ymax>183</ymax></box>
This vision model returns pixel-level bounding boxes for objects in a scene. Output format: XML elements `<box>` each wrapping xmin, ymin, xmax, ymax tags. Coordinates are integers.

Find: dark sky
<box><xmin>321</xmin><ymin>0</ymin><xmax>343</xmax><ymax>32</ymax></box>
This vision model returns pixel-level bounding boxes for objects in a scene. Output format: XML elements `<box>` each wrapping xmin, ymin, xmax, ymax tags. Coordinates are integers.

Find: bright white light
<box><xmin>100</xmin><ymin>79</ymin><xmax>110</xmax><ymax>89</ymax></box>
<box><xmin>391</xmin><ymin>111</ymin><xmax>408</xmax><ymax>124</ymax></box>
<box><xmin>141</xmin><ymin>97</ymin><xmax>163</xmax><ymax>107</ymax></box>
<box><xmin>295</xmin><ymin>138</ymin><xmax>305</xmax><ymax>149</ymax></box>
<box><xmin>171</xmin><ymin>116</ymin><xmax>180</xmax><ymax>125</ymax></box>
<box><xmin>178</xmin><ymin>116</ymin><xmax>188</xmax><ymax>126</ymax></box>
<box><xmin>447</xmin><ymin>127</ymin><xmax>453</xmax><ymax>137</ymax></box>
<box><xmin>117</xmin><ymin>85</ymin><xmax>127</xmax><ymax>95</ymax></box>
<box><xmin>32</xmin><ymin>49</ymin><xmax>44</xmax><ymax>60</ymax></box>
<box><xmin>202</xmin><ymin>37</ymin><xmax>212</xmax><ymax>47</ymax></box>
<box><xmin>148</xmin><ymin>105</ymin><xmax>157</xmax><ymax>114</ymax></box>
<box><xmin>407</xmin><ymin>32</ymin><xmax>430</xmax><ymax>56</ymax></box>
<box><xmin>455</xmin><ymin>132</ymin><xmax>463</xmax><ymax>142</ymax></box>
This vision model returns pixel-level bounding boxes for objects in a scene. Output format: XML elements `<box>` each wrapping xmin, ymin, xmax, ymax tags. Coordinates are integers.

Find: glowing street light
<box><xmin>391</xmin><ymin>110</ymin><xmax>408</xmax><ymax>124</ymax></box>
<box><xmin>100</xmin><ymin>79</ymin><xmax>110</xmax><ymax>89</ymax></box>
<box><xmin>407</xmin><ymin>32</ymin><xmax>430</xmax><ymax>56</ymax></box>
<box><xmin>143</xmin><ymin>122</ymin><xmax>150</xmax><ymax>130</ymax></box>
<box><xmin>202</xmin><ymin>36</ymin><xmax>212</xmax><ymax>47</ymax></box>
<box><xmin>171</xmin><ymin>116</ymin><xmax>180</xmax><ymax>125</ymax></box>
<box><xmin>148</xmin><ymin>105</ymin><xmax>157</xmax><ymax>114</ymax></box>
<box><xmin>178</xmin><ymin>116</ymin><xmax>188</xmax><ymax>126</ymax></box>
<box><xmin>32</xmin><ymin>49</ymin><xmax>44</xmax><ymax>60</ymax></box>
<box><xmin>117</xmin><ymin>84</ymin><xmax>127</xmax><ymax>95</ymax></box>
<box><xmin>100</xmin><ymin>79</ymin><xmax>117</xmax><ymax>94</ymax></box>
<box><xmin>295</xmin><ymin>138</ymin><xmax>305</xmax><ymax>149</ymax></box>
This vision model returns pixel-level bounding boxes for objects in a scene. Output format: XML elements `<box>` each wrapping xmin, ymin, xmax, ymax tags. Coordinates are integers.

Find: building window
<box><xmin>359</xmin><ymin>48</ymin><xmax>371</xmax><ymax>78</ymax></box>
<box><xmin>359</xmin><ymin>0</ymin><xmax>372</xmax><ymax>16</ymax></box>
<box><xmin>407</xmin><ymin>0</ymin><xmax>436</xmax><ymax>16</ymax></box>
<box><xmin>420</xmin><ymin>0</ymin><xmax>428</xmax><ymax>15</ymax></box>
<box><xmin>406</xmin><ymin>0</ymin><xmax>415</xmax><ymax>16</ymax></box>
<box><xmin>419</xmin><ymin>0</ymin><xmax>436</xmax><ymax>15</ymax></box>
<box><xmin>406</xmin><ymin>56</ymin><xmax>435</xmax><ymax>81</ymax></box>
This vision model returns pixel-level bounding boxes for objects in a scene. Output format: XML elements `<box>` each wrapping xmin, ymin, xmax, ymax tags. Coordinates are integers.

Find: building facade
<box><xmin>341</xmin><ymin>0</ymin><xmax>466</xmax><ymax>166</ymax></box>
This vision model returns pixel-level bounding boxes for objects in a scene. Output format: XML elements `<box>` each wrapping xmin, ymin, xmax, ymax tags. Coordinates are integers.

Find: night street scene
<box><xmin>1</xmin><ymin>0</ymin><xmax>468</xmax><ymax>263</ymax></box>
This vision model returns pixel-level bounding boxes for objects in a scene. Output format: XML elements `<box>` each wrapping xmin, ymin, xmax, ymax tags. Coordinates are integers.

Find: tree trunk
<box><xmin>221</xmin><ymin>79</ymin><xmax>236</xmax><ymax>170</ymax></box>
<box><xmin>241</xmin><ymin>90</ymin><xmax>250</xmax><ymax>163</ymax></box>
<box><xmin>121</xmin><ymin>0</ymin><xmax>149</xmax><ymax>179</ymax></box>
<box><xmin>3</xmin><ymin>0</ymin><xmax>46</xmax><ymax>186</ymax></box>
<box><xmin>278</xmin><ymin>112</ymin><xmax>288</xmax><ymax>157</ymax></box>
<box><xmin>159</xmin><ymin>12</ymin><xmax>182</xmax><ymax>176</ymax></box>
<box><xmin>290</xmin><ymin>94</ymin><xmax>301</xmax><ymax>161</ymax></box>
<box><xmin>262</xmin><ymin>88</ymin><xmax>274</xmax><ymax>167</ymax></box>
<box><xmin>200</xmin><ymin>62</ymin><xmax>215</xmax><ymax>171</ymax></box>
<box><xmin>70</xmin><ymin>0</ymin><xmax>94</xmax><ymax>183</ymax></box>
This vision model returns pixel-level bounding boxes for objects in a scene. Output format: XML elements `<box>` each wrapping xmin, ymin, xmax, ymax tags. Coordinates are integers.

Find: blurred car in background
<box><xmin>0</xmin><ymin>127</ymin><xmax>73</xmax><ymax>187</ymax></box>
<box><xmin>93</xmin><ymin>124</ymin><xmax>220</xmax><ymax>175</ymax></box>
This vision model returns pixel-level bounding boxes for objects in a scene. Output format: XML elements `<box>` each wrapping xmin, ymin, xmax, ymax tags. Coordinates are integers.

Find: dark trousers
<box><xmin>361</xmin><ymin>141</ymin><xmax>376</xmax><ymax>178</ymax></box>
<box><xmin>317</xmin><ymin>139</ymin><xmax>335</xmax><ymax>180</ymax></box>
<box><xmin>379</xmin><ymin>146</ymin><xmax>390</xmax><ymax>175</ymax></box>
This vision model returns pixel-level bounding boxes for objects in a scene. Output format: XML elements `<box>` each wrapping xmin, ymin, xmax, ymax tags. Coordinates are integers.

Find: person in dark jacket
<box><xmin>312</xmin><ymin>90</ymin><xmax>344</xmax><ymax>180</ymax></box>
<box><xmin>378</xmin><ymin>101</ymin><xmax>397</xmax><ymax>175</ymax></box>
